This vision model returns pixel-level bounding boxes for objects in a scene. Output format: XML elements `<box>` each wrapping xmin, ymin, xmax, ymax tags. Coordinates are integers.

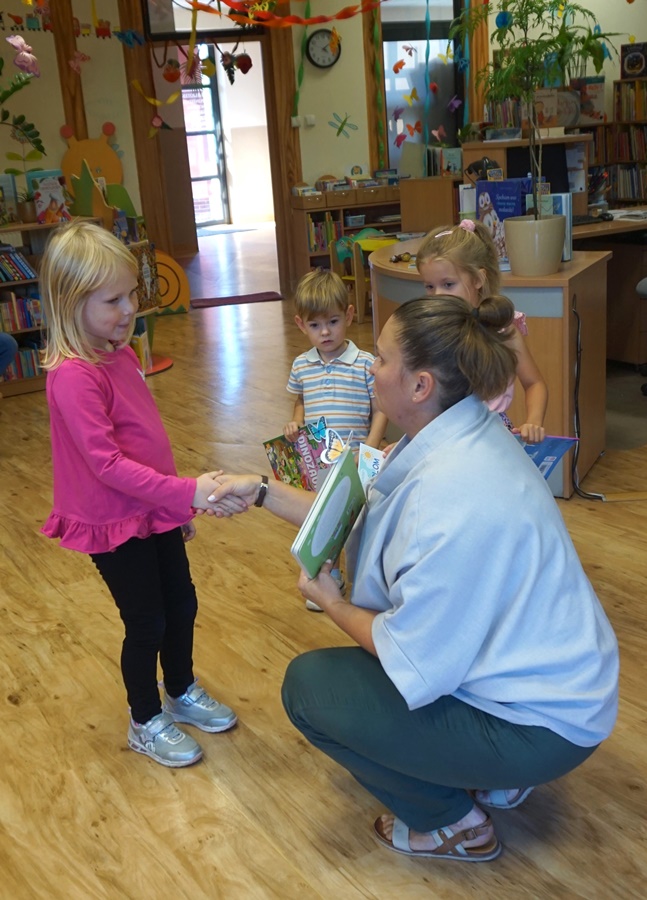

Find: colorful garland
<box><xmin>181</xmin><ymin>0</ymin><xmax>388</xmax><ymax>28</ymax></box>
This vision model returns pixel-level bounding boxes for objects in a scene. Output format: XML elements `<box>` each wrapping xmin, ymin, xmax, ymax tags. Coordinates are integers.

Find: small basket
<box><xmin>345</xmin><ymin>214</ymin><xmax>365</xmax><ymax>227</ymax></box>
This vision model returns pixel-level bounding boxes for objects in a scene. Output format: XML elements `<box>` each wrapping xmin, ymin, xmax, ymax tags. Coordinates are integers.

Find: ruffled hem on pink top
<box><xmin>41</xmin><ymin>509</ymin><xmax>193</xmax><ymax>554</ymax></box>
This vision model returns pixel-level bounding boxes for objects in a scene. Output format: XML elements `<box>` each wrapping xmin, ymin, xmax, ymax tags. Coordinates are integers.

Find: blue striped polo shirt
<box><xmin>287</xmin><ymin>340</ymin><xmax>375</xmax><ymax>450</ymax></box>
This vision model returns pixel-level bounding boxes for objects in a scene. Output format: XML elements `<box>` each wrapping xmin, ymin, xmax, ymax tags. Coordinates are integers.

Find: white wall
<box><xmin>291</xmin><ymin>0</ymin><xmax>371</xmax><ymax>185</ymax></box>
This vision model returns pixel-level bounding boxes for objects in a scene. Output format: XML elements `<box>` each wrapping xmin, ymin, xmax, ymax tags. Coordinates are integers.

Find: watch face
<box><xmin>306</xmin><ymin>29</ymin><xmax>341</xmax><ymax>69</ymax></box>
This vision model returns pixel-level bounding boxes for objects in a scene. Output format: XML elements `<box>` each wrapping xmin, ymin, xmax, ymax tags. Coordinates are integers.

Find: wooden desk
<box><xmin>573</xmin><ymin>212</ymin><xmax>647</xmax><ymax>365</ymax></box>
<box><xmin>369</xmin><ymin>244</ymin><xmax>611</xmax><ymax>498</ymax></box>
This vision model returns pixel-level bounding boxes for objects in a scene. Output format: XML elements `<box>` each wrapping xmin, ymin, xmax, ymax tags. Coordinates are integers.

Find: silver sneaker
<box><xmin>162</xmin><ymin>679</ymin><xmax>237</xmax><ymax>733</ymax></box>
<box><xmin>127</xmin><ymin>711</ymin><xmax>202</xmax><ymax>767</ymax></box>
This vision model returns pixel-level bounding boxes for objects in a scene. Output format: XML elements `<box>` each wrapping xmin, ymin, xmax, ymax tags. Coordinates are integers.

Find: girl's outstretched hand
<box><xmin>206</xmin><ymin>473</ymin><xmax>261</xmax><ymax>515</ymax></box>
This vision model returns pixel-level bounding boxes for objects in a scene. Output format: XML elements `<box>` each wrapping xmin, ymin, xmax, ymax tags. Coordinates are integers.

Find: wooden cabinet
<box><xmin>399</xmin><ymin>176</ymin><xmax>460</xmax><ymax>233</ymax></box>
<box><xmin>290</xmin><ymin>187</ymin><xmax>401</xmax><ymax>288</ymax></box>
<box><xmin>461</xmin><ymin>134</ymin><xmax>591</xmax><ymax>216</ymax></box>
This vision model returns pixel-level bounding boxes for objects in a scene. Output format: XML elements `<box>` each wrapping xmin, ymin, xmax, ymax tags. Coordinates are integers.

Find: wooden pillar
<box><xmin>50</xmin><ymin>0</ymin><xmax>87</xmax><ymax>139</ymax></box>
<box><xmin>467</xmin><ymin>0</ymin><xmax>489</xmax><ymax>122</ymax></box>
<box><xmin>263</xmin><ymin>5</ymin><xmax>302</xmax><ymax>296</ymax></box>
<box><xmin>117</xmin><ymin>0</ymin><xmax>173</xmax><ymax>255</ymax></box>
<box><xmin>363</xmin><ymin>7</ymin><xmax>387</xmax><ymax>175</ymax></box>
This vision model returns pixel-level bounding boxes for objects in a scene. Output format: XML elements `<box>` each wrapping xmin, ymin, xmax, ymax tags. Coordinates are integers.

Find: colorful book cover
<box><xmin>570</xmin><ymin>77</ymin><xmax>605</xmax><ymax>126</ymax></box>
<box><xmin>357</xmin><ymin>442</ymin><xmax>383</xmax><ymax>490</ymax></box>
<box><xmin>0</xmin><ymin>174</ymin><xmax>18</xmax><ymax>225</ymax></box>
<box><xmin>525</xmin><ymin>192</ymin><xmax>572</xmax><ymax>261</ymax></box>
<box><xmin>291</xmin><ymin>447</ymin><xmax>366</xmax><ymax>579</ymax></box>
<box><xmin>476</xmin><ymin>177</ymin><xmax>533</xmax><ymax>260</ymax></box>
<box><xmin>516</xmin><ymin>434</ymin><xmax>578</xmax><ymax>479</ymax></box>
<box><xmin>263</xmin><ymin>427</ymin><xmax>328</xmax><ymax>492</ymax></box>
<box><xmin>32</xmin><ymin>174</ymin><xmax>72</xmax><ymax>225</ymax></box>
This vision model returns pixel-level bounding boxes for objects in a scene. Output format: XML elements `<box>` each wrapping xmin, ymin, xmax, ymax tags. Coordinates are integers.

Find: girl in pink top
<box><xmin>416</xmin><ymin>220</ymin><xmax>548</xmax><ymax>443</ymax></box>
<box><xmin>40</xmin><ymin>221</ymin><xmax>239</xmax><ymax>768</ymax></box>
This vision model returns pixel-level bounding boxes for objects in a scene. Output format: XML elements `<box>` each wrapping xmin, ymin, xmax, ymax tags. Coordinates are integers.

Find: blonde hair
<box><xmin>392</xmin><ymin>294</ymin><xmax>517</xmax><ymax>412</ymax></box>
<box><xmin>40</xmin><ymin>220</ymin><xmax>139</xmax><ymax>370</ymax></box>
<box><xmin>294</xmin><ymin>268</ymin><xmax>349</xmax><ymax>320</ymax></box>
<box><xmin>416</xmin><ymin>222</ymin><xmax>501</xmax><ymax>300</ymax></box>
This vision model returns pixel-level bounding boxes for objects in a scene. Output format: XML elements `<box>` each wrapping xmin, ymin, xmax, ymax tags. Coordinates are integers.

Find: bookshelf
<box><xmin>566</xmin><ymin>79</ymin><xmax>647</xmax><ymax>205</ymax></box>
<box><xmin>290</xmin><ymin>186</ymin><xmax>401</xmax><ymax>287</ymax></box>
<box><xmin>461</xmin><ymin>134</ymin><xmax>592</xmax><ymax>216</ymax></box>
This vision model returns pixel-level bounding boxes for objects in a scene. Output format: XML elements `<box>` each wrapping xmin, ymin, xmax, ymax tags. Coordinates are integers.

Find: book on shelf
<box><xmin>263</xmin><ymin>427</ymin><xmax>328</xmax><ymax>492</ymax></box>
<box><xmin>291</xmin><ymin>447</ymin><xmax>366</xmax><ymax>579</ymax></box>
<box><xmin>0</xmin><ymin>249</ymin><xmax>37</xmax><ymax>281</ymax></box>
<box><xmin>0</xmin><ymin>290</ymin><xmax>45</xmax><ymax>332</ymax></box>
<box><xmin>620</xmin><ymin>42</ymin><xmax>647</xmax><ymax>80</ymax></box>
<box><xmin>0</xmin><ymin>174</ymin><xmax>18</xmax><ymax>226</ymax></box>
<box><xmin>31</xmin><ymin>172</ymin><xmax>72</xmax><ymax>225</ymax></box>
<box><xmin>476</xmin><ymin>177</ymin><xmax>534</xmax><ymax>260</ymax></box>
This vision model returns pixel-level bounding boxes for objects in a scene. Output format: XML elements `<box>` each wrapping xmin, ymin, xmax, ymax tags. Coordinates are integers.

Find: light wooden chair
<box><xmin>329</xmin><ymin>238</ymin><xmax>370</xmax><ymax>323</ymax></box>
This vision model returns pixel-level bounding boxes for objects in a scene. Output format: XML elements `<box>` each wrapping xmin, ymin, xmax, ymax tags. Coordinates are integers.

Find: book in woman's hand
<box><xmin>291</xmin><ymin>448</ymin><xmax>365</xmax><ymax>579</ymax></box>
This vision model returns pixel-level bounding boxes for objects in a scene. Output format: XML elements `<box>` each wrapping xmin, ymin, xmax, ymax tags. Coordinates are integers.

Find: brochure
<box><xmin>515</xmin><ymin>434</ymin><xmax>578</xmax><ymax>479</ymax></box>
<box><xmin>291</xmin><ymin>447</ymin><xmax>365</xmax><ymax>579</ymax></box>
<box><xmin>358</xmin><ymin>442</ymin><xmax>384</xmax><ymax>490</ymax></box>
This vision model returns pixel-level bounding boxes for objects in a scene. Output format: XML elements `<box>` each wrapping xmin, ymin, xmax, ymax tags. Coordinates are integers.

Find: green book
<box><xmin>291</xmin><ymin>447</ymin><xmax>366</xmax><ymax>579</ymax></box>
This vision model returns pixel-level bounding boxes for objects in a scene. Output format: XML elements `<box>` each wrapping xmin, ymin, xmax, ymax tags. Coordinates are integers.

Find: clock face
<box><xmin>306</xmin><ymin>29</ymin><xmax>341</xmax><ymax>69</ymax></box>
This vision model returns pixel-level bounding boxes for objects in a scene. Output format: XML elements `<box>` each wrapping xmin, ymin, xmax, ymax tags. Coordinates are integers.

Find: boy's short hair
<box><xmin>294</xmin><ymin>268</ymin><xmax>349</xmax><ymax>319</ymax></box>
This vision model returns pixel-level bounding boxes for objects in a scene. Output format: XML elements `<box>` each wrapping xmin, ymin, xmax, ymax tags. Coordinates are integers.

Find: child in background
<box><xmin>285</xmin><ymin>269</ymin><xmax>387</xmax><ymax>451</ymax></box>
<box><xmin>40</xmin><ymin>221</ymin><xmax>238</xmax><ymax>768</ymax></box>
<box><xmin>285</xmin><ymin>268</ymin><xmax>387</xmax><ymax>608</ymax></box>
<box><xmin>416</xmin><ymin>220</ymin><xmax>547</xmax><ymax>443</ymax></box>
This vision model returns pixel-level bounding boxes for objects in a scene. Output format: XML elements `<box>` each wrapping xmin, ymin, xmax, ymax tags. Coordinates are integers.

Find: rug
<box><xmin>191</xmin><ymin>291</ymin><xmax>283</xmax><ymax>309</ymax></box>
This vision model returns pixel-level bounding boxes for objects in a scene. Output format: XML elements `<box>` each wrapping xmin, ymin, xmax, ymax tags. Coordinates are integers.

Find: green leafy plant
<box><xmin>0</xmin><ymin>58</ymin><xmax>45</xmax><ymax>155</ymax></box>
<box><xmin>450</xmin><ymin>1</ymin><xmax>618</xmax><ymax>217</ymax></box>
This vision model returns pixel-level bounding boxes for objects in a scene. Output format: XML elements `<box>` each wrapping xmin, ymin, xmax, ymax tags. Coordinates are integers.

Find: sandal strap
<box><xmin>391</xmin><ymin>816</ymin><xmax>494</xmax><ymax>857</ymax></box>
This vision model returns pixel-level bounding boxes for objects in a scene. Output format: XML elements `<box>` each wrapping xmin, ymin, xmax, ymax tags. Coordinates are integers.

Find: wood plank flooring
<box><xmin>1</xmin><ymin>233</ymin><xmax>646</xmax><ymax>898</ymax></box>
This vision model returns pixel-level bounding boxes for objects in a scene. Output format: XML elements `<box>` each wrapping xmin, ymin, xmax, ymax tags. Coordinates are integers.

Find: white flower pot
<box><xmin>504</xmin><ymin>215</ymin><xmax>566</xmax><ymax>277</ymax></box>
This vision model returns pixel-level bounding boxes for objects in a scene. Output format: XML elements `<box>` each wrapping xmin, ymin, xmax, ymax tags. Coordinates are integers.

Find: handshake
<box><xmin>192</xmin><ymin>471</ymin><xmax>259</xmax><ymax>517</ymax></box>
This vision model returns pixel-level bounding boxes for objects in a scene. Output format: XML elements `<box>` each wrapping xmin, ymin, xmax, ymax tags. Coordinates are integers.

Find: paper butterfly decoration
<box><xmin>114</xmin><ymin>30</ymin><xmax>145</xmax><ymax>48</ymax></box>
<box><xmin>437</xmin><ymin>47</ymin><xmax>454</xmax><ymax>65</ymax></box>
<box><xmin>393</xmin><ymin>59</ymin><xmax>406</xmax><ymax>74</ymax></box>
<box><xmin>307</xmin><ymin>416</ymin><xmax>328</xmax><ymax>443</ymax></box>
<box><xmin>403</xmin><ymin>87</ymin><xmax>419</xmax><ymax>107</ymax></box>
<box><xmin>6</xmin><ymin>34</ymin><xmax>39</xmax><ymax>76</ymax></box>
<box><xmin>320</xmin><ymin>427</ymin><xmax>348</xmax><ymax>466</ymax></box>
<box><xmin>431</xmin><ymin>124</ymin><xmax>447</xmax><ymax>143</ymax></box>
<box><xmin>402</xmin><ymin>45</ymin><xmax>417</xmax><ymax>57</ymax></box>
<box><xmin>394</xmin><ymin>133</ymin><xmax>408</xmax><ymax>148</ymax></box>
<box><xmin>392</xmin><ymin>106</ymin><xmax>405</xmax><ymax>121</ymax></box>
<box><xmin>69</xmin><ymin>50</ymin><xmax>91</xmax><ymax>75</ymax></box>
<box><xmin>406</xmin><ymin>120</ymin><xmax>422</xmax><ymax>137</ymax></box>
<box><xmin>447</xmin><ymin>95</ymin><xmax>463</xmax><ymax>113</ymax></box>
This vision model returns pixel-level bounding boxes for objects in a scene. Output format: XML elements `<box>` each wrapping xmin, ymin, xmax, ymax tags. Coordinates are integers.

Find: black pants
<box><xmin>91</xmin><ymin>528</ymin><xmax>197</xmax><ymax>724</ymax></box>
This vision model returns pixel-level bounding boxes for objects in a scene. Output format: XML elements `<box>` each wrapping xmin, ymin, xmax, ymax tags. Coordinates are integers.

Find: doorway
<box><xmin>182</xmin><ymin>41</ymin><xmax>275</xmax><ymax>234</ymax></box>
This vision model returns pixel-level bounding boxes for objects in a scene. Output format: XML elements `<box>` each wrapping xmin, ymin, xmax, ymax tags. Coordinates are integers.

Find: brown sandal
<box><xmin>373</xmin><ymin>814</ymin><xmax>502</xmax><ymax>861</ymax></box>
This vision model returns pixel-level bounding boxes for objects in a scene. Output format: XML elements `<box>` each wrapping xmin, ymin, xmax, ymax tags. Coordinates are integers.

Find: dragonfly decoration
<box><xmin>329</xmin><ymin>112</ymin><xmax>359</xmax><ymax>138</ymax></box>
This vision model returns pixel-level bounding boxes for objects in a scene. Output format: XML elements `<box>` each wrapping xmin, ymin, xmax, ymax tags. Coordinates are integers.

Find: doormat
<box><xmin>191</xmin><ymin>291</ymin><xmax>283</xmax><ymax>309</ymax></box>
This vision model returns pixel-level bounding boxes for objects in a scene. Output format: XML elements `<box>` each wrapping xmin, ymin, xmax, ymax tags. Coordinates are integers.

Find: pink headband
<box><xmin>435</xmin><ymin>219</ymin><xmax>476</xmax><ymax>239</ymax></box>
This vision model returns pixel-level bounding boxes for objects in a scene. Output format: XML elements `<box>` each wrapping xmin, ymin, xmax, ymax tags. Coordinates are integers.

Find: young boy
<box><xmin>284</xmin><ymin>269</ymin><xmax>387</xmax><ymax>611</ymax></box>
<box><xmin>284</xmin><ymin>268</ymin><xmax>387</xmax><ymax>452</ymax></box>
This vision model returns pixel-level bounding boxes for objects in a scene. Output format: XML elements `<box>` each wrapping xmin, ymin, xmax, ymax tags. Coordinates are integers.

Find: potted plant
<box><xmin>450</xmin><ymin>0</ymin><xmax>617</xmax><ymax>274</ymax></box>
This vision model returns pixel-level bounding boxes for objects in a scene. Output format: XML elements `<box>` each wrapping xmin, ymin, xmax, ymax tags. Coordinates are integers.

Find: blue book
<box><xmin>476</xmin><ymin>177</ymin><xmax>534</xmax><ymax>260</ymax></box>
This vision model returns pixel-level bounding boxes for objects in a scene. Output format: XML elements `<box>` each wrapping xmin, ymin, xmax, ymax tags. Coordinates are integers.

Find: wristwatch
<box><xmin>255</xmin><ymin>475</ymin><xmax>269</xmax><ymax>507</ymax></box>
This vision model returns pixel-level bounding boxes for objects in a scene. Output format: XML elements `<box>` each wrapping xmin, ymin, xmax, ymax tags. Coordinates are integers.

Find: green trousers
<box><xmin>281</xmin><ymin>647</ymin><xmax>597</xmax><ymax>832</ymax></box>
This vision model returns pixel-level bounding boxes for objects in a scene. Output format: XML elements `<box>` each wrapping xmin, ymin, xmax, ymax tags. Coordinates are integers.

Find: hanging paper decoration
<box><xmin>181</xmin><ymin>50</ymin><xmax>203</xmax><ymax>84</ymax></box>
<box><xmin>447</xmin><ymin>95</ymin><xmax>463</xmax><ymax>113</ymax></box>
<box><xmin>329</xmin><ymin>112</ymin><xmax>358</xmax><ymax>138</ymax></box>
<box><xmin>6</xmin><ymin>35</ymin><xmax>39</xmax><ymax>76</ymax></box>
<box><xmin>393</xmin><ymin>59</ymin><xmax>405</xmax><ymax>74</ymax></box>
<box><xmin>132</xmin><ymin>79</ymin><xmax>181</xmax><ymax>108</ymax></box>
<box><xmin>402</xmin><ymin>45</ymin><xmax>417</xmax><ymax>57</ymax></box>
<box><xmin>437</xmin><ymin>46</ymin><xmax>454</xmax><ymax>65</ymax></box>
<box><xmin>236</xmin><ymin>53</ymin><xmax>253</xmax><ymax>74</ymax></box>
<box><xmin>114</xmin><ymin>31</ymin><xmax>146</xmax><ymax>48</ymax></box>
<box><xmin>394</xmin><ymin>133</ymin><xmax>407</xmax><ymax>148</ymax></box>
<box><xmin>149</xmin><ymin>115</ymin><xmax>172</xmax><ymax>139</ymax></box>
<box><xmin>184</xmin><ymin>0</ymin><xmax>388</xmax><ymax>28</ymax></box>
<box><xmin>403</xmin><ymin>87</ymin><xmax>419</xmax><ymax>106</ymax></box>
<box><xmin>392</xmin><ymin>106</ymin><xmax>404</xmax><ymax>121</ymax></box>
<box><xmin>329</xmin><ymin>27</ymin><xmax>341</xmax><ymax>56</ymax></box>
<box><xmin>69</xmin><ymin>51</ymin><xmax>91</xmax><ymax>75</ymax></box>
<box><xmin>406</xmin><ymin>121</ymin><xmax>422</xmax><ymax>136</ymax></box>
<box><xmin>163</xmin><ymin>59</ymin><xmax>181</xmax><ymax>82</ymax></box>
<box><xmin>431</xmin><ymin>124</ymin><xmax>447</xmax><ymax>143</ymax></box>
<box><xmin>429</xmin><ymin>82</ymin><xmax>438</xmax><ymax>94</ymax></box>
<box><xmin>454</xmin><ymin>45</ymin><xmax>469</xmax><ymax>74</ymax></box>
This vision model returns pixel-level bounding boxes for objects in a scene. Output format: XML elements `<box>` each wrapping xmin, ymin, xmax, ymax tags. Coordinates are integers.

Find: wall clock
<box><xmin>305</xmin><ymin>29</ymin><xmax>341</xmax><ymax>69</ymax></box>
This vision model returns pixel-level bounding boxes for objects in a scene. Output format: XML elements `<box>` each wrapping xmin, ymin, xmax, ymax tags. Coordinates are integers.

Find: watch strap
<box><xmin>255</xmin><ymin>475</ymin><xmax>269</xmax><ymax>507</ymax></box>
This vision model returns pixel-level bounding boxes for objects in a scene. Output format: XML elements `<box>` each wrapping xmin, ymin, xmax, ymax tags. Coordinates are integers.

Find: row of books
<box><xmin>306</xmin><ymin>212</ymin><xmax>342</xmax><ymax>253</ymax></box>
<box><xmin>427</xmin><ymin>146</ymin><xmax>463</xmax><ymax>177</ymax></box>
<box><xmin>0</xmin><ymin>249</ymin><xmax>38</xmax><ymax>282</ymax></box>
<box><xmin>609</xmin><ymin>164</ymin><xmax>647</xmax><ymax>201</ymax></box>
<box><xmin>614</xmin><ymin>81</ymin><xmax>647</xmax><ymax>123</ymax></box>
<box><xmin>613</xmin><ymin>125</ymin><xmax>647</xmax><ymax>163</ymax></box>
<box><xmin>0</xmin><ymin>345</ymin><xmax>43</xmax><ymax>382</ymax></box>
<box><xmin>0</xmin><ymin>292</ymin><xmax>45</xmax><ymax>332</ymax></box>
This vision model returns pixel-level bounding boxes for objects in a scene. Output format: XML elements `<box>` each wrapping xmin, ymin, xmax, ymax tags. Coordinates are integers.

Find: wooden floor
<box><xmin>1</xmin><ymin>232</ymin><xmax>646</xmax><ymax>898</ymax></box>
